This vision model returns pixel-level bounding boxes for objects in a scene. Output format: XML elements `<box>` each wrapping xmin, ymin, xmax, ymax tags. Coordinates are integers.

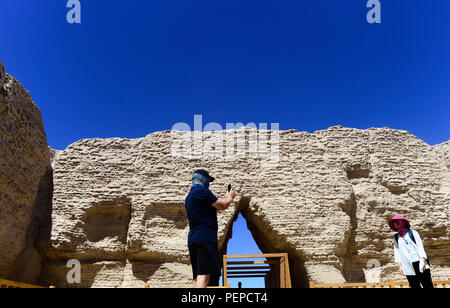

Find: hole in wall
<box><xmin>220</xmin><ymin>213</ymin><xmax>266</xmax><ymax>288</ymax></box>
<box><xmin>346</xmin><ymin>169</ymin><xmax>370</xmax><ymax>180</ymax></box>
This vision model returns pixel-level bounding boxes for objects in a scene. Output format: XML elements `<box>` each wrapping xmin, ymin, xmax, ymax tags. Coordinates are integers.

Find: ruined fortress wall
<box><xmin>42</xmin><ymin>127</ymin><xmax>449</xmax><ymax>287</ymax></box>
<box><xmin>0</xmin><ymin>63</ymin><xmax>448</xmax><ymax>287</ymax></box>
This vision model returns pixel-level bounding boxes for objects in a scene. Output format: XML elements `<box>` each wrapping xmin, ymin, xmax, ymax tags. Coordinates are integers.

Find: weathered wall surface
<box><xmin>41</xmin><ymin>127</ymin><xmax>449</xmax><ymax>287</ymax></box>
<box><xmin>0</xmin><ymin>61</ymin><xmax>49</xmax><ymax>281</ymax></box>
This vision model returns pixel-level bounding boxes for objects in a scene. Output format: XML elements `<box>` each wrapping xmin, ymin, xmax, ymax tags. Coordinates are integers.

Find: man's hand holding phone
<box><xmin>212</xmin><ymin>184</ymin><xmax>236</xmax><ymax>212</ymax></box>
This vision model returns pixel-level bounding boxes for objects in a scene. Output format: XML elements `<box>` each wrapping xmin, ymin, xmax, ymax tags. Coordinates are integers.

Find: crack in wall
<box><xmin>336</xmin><ymin>161</ymin><xmax>374</xmax><ymax>282</ymax></box>
<box><xmin>335</xmin><ymin>191</ymin><xmax>365</xmax><ymax>282</ymax></box>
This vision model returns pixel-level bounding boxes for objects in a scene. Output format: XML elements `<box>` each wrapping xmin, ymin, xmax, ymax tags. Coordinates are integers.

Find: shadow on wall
<box><xmin>144</xmin><ymin>202</ymin><xmax>188</xmax><ymax>230</ymax></box>
<box><xmin>8</xmin><ymin>165</ymin><xmax>54</xmax><ymax>285</ymax></box>
<box><xmin>39</xmin><ymin>259</ymin><xmax>125</xmax><ymax>288</ymax></box>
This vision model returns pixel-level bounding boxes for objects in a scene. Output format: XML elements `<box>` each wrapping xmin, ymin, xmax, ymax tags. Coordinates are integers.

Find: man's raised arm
<box><xmin>212</xmin><ymin>190</ymin><xmax>236</xmax><ymax>211</ymax></box>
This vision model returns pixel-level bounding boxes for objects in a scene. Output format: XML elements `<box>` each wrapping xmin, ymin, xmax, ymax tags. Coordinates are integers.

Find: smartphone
<box><xmin>228</xmin><ymin>184</ymin><xmax>232</xmax><ymax>192</ymax></box>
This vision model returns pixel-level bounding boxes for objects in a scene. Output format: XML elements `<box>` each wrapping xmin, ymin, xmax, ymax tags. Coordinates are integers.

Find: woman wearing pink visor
<box><xmin>389</xmin><ymin>215</ymin><xmax>434</xmax><ymax>288</ymax></box>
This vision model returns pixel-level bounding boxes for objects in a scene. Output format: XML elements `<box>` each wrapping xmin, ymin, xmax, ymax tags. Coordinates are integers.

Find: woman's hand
<box><xmin>422</xmin><ymin>259</ymin><xmax>427</xmax><ymax>271</ymax></box>
<box><xmin>398</xmin><ymin>263</ymin><xmax>405</xmax><ymax>276</ymax></box>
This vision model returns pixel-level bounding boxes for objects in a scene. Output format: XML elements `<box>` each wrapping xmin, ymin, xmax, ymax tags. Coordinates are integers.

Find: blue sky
<box><xmin>0</xmin><ymin>1</ymin><xmax>449</xmax><ymax>151</ymax></box>
<box><xmin>1</xmin><ymin>1</ymin><xmax>449</xmax><ymax>288</ymax></box>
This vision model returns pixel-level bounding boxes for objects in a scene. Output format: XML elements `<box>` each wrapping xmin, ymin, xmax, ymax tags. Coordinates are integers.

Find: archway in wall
<box><xmin>219</xmin><ymin>197</ymin><xmax>310</xmax><ymax>288</ymax></box>
<box><xmin>219</xmin><ymin>213</ymin><xmax>266</xmax><ymax>288</ymax></box>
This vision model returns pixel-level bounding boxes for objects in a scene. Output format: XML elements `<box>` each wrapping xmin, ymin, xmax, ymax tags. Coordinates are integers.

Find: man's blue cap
<box><xmin>194</xmin><ymin>169</ymin><xmax>215</xmax><ymax>182</ymax></box>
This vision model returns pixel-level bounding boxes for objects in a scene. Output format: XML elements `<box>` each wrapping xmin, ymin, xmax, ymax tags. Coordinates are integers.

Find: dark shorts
<box><xmin>188</xmin><ymin>241</ymin><xmax>220</xmax><ymax>280</ymax></box>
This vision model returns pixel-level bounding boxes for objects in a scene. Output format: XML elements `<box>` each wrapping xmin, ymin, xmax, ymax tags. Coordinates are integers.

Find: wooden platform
<box><xmin>309</xmin><ymin>279</ymin><xmax>450</xmax><ymax>288</ymax></box>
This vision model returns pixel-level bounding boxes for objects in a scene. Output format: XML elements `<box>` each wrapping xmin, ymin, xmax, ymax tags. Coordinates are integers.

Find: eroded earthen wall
<box><xmin>0</xmin><ymin>61</ymin><xmax>49</xmax><ymax>282</ymax></box>
<box><xmin>42</xmin><ymin>127</ymin><xmax>449</xmax><ymax>287</ymax></box>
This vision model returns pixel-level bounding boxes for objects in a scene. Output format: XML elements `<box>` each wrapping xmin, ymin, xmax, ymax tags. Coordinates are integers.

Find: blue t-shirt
<box><xmin>185</xmin><ymin>184</ymin><xmax>219</xmax><ymax>247</ymax></box>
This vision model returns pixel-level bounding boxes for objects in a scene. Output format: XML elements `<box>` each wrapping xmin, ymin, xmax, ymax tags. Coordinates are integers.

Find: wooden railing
<box><xmin>0</xmin><ymin>279</ymin><xmax>45</xmax><ymax>288</ymax></box>
<box><xmin>310</xmin><ymin>279</ymin><xmax>450</xmax><ymax>288</ymax></box>
<box><xmin>4</xmin><ymin>277</ymin><xmax>448</xmax><ymax>289</ymax></box>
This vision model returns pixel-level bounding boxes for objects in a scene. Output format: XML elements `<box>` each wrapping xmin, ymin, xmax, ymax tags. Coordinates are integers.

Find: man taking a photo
<box><xmin>185</xmin><ymin>169</ymin><xmax>236</xmax><ymax>288</ymax></box>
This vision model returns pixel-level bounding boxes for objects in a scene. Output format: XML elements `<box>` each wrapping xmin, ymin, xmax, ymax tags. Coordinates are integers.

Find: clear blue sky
<box><xmin>1</xmin><ymin>1</ymin><xmax>449</xmax><ymax>288</ymax></box>
<box><xmin>0</xmin><ymin>1</ymin><xmax>449</xmax><ymax>151</ymax></box>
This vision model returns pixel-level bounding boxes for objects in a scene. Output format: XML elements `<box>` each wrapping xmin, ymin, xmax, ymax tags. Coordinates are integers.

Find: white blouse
<box><xmin>393</xmin><ymin>229</ymin><xmax>430</xmax><ymax>276</ymax></box>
